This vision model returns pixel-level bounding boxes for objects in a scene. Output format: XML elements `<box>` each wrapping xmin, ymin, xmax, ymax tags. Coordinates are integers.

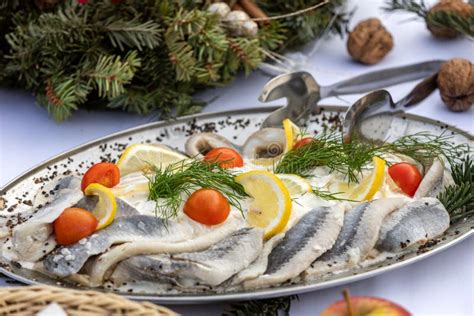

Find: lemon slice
<box><xmin>348</xmin><ymin>156</ymin><xmax>386</xmax><ymax>201</ymax></box>
<box><xmin>84</xmin><ymin>183</ymin><xmax>117</xmax><ymax>230</ymax></box>
<box><xmin>235</xmin><ymin>170</ymin><xmax>292</xmax><ymax>238</ymax></box>
<box><xmin>116</xmin><ymin>144</ymin><xmax>187</xmax><ymax>175</ymax></box>
<box><xmin>282</xmin><ymin>118</ymin><xmax>303</xmax><ymax>152</ymax></box>
<box><xmin>277</xmin><ymin>174</ymin><xmax>312</xmax><ymax>197</ymax></box>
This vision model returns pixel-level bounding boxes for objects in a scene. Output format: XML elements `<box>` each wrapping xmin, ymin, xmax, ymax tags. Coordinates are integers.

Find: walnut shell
<box><xmin>347</xmin><ymin>18</ymin><xmax>394</xmax><ymax>65</ymax></box>
<box><xmin>437</xmin><ymin>58</ymin><xmax>474</xmax><ymax>112</ymax></box>
<box><xmin>427</xmin><ymin>0</ymin><xmax>473</xmax><ymax>39</ymax></box>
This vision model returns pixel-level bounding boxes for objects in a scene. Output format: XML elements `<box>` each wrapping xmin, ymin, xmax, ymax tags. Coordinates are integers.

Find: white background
<box><xmin>0</xmin><ymin>0</ymin><xmax>473</xmax><ymax>315</ymax></box>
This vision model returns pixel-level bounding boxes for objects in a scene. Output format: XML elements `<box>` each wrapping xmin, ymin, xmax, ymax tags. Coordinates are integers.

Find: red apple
<box><xmin>321</xmin><ymin>295</ymin><xmax>411</xmax><ymax>316</ymax></box>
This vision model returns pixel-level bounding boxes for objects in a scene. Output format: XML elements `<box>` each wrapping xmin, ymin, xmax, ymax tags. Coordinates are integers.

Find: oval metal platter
<box><xmin>0</xmin><ymin>105</ymin><xmax>473</xmax><ymax>304</ymax></box>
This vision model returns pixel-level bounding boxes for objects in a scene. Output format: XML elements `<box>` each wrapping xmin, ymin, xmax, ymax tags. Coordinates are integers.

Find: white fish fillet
<box><xmin>376</xmin><ymin>197</ymin><xmax>450</xmax><ymax>252</ymax></box>
<box><xmin>304</xmin><ymin>197</ymin><xmax>408</xmax><ymax>279</ymax></box>
<box><xmin>243</xmin><ymin>205</ymin><xmax>345</xmax><ymax>289</ymax></box>
<box><xmin>11</xmin><ymin>177</ymin><xmax>83</xmax><ymax>261</ymax></box>
<box><xmin>87</xmin><ymin>215</ymin><xmax>245</xmax><ymax>286</ymax></box>
<box><xmin>231</xmin><ymin>233</ymin><xmax>285</xmax><ymax>285</ymax></box>
<box><xmin>111</xmin><ymin>227</ymin><xmax>264</xmax><ymax>288</ymax></box>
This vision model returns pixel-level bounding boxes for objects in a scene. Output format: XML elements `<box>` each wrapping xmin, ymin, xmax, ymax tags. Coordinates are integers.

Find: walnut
<box><xmin>347</xmin><ymin>18</ymin><xmax>394</xmax><ymax>65</ymax></box>
<box><xmin>437</xmin><ymin>58</ymin><xmax>474</xmax><ymax>112</ymax></box>
<box><xmin>427</xmin><ymin>0</ymin><xmax>473</xmax><ymax>39</ymax></box>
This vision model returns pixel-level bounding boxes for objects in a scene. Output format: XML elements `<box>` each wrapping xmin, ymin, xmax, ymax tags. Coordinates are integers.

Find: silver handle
<box><xmin>320</xmin><ymin>60</ymin><xmax>444</xmax><ymax>99</ymax></box>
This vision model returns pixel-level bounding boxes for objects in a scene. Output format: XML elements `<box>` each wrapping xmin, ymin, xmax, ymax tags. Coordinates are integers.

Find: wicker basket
<box><xmin>0</xmin><ymin>285</ymin><xmax>177</xmax><ymax>316</ymax></box>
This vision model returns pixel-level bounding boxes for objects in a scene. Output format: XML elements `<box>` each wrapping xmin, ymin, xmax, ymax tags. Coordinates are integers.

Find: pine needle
<box><xmin>438</xmin><ymin>156</ymin><xmax>474</xmax><ymax>223</ymax></box>
<box><xmin>223</xmin><ymin>295</ymin><xmax>298</xmax><ymax>316</ymax></box>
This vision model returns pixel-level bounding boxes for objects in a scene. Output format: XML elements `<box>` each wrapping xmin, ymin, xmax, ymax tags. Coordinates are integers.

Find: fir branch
<box><xmin>166</xmin><ymin>40</ymin><xmax>198</xmax><ymax>82</ymax></box>
<box><xmin>37</xmin><ymin>77</ymin><xmax>91</xmax><ymax>121</ymax></box>
<box><xmin>147</xmin><ymin>159</ymin><xmax>248</xmax><ymax>221</ymax></box>
<box><xmin>438</xmin><ymin>156</ymin><xmax>474</xmax><ymax>223</ymax></box>
<box><xmin>427</xmin><ymin>10</ymin><xmax>474</xmax><ymax>38</ymax></box>
<box><xmin>384</xmin><ymin>0</ymin><xmax>474</xmax><ymax>38</ymax></box>
<box><xmin>103</xmin><ymin>17</ymin><xmax>162</xmax><ymax>51</ymax></box>
<box><xmin>223</xmin><ymin>295</ymin><xmax>297</xmax><ymax>316</ymax></box>
<box><xmin>383</xmin><ymin>0</ymin><xmax>429</xmax><ymax>18</ymax></box>
<box><xmin>87</xmin><ymin>51</ymin><xmax>141</xmax><ymax>98</ymax></box>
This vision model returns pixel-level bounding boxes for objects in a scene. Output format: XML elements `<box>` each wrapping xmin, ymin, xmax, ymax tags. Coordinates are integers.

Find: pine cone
<box><xmin>427</xmin><ymin>0</ymin><xmax>473</xmax><ymax>39</ymax></box>
<box><xmin>347</xmin><ymin>18</ymin><xmax>394</xmax><ymax>65</ymax></box>
<box><xmin>437</xmin><ymin>58</ymin><xmax>474</xmax><ymax>112</ymax></box>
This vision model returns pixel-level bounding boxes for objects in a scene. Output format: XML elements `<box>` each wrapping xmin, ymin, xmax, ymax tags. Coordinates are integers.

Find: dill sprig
<box><xmin>380</xmin><ymin>132</ymin><xmax>469</xmax><ymax>166</ymax></box>
<box><xmin>147</xmin><ymin>159</ymin><xmax>248</xmax><ymax>220</ymax></box>
<box><xmin>275</xmin><ymin>132</ymin><xmax>469</xmax><ymax>183</ymax></box>
<box><xmin>438</xmin><ymin>155</ymin><xmax>474</xmax><ymax>223</ymax></box>
<box><xmin>223</xmin><ymin>295</ymin><xmax>297</xmax><ymax>316</ymax></box>
<box><xmin>275</xmin><ymin>133</ymin><xmax>376</xmax><ymax>182</ymax></box>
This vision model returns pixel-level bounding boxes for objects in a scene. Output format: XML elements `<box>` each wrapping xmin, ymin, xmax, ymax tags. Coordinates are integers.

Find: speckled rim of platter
<box><xmin>0</xmin><ymin>105</ymin><xmax>473</xmax><ymax>305</ymax></box>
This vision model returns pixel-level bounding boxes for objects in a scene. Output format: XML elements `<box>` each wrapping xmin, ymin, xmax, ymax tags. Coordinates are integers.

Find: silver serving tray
<box><xmin>1</xmin><ymin>105</ymin><xmax>473</xmax><ymax>304</ymax></box>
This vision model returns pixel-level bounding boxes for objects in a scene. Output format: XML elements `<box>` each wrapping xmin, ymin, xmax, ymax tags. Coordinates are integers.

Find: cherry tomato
<box><xmin>184</xmin><ymin>188</ymin><xmax>230</xmax><ymax>225</ymax></box>
<box><xmin>81</xmin><ymin>162</ymin><xmax>120</xmax><ymax>192</ymax></box>
<box><xmin>53</xmin><ymin>208</ymin><xmax>98</xmax><ymax>245</ymax></box>
<box><xmin>293</xmin><ymin>137</ymin><xmax>314</xmax><ymax>150</ymax></box>
<box><xmin>388</xmin><ymin>163</ymin><xmax>422</xmax><ymax>197</ymax></box>
<box><xmin>203</xmin><ymin>147</ymin><xmax>244</xmax><ymax>169</ymax></box>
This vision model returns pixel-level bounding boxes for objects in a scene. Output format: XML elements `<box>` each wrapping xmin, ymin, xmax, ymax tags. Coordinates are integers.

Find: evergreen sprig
<box><xmin>223</xmin><ymin>295</ymin><xmax>297</xmax><ymax>316</ymax></box>
<box><xmin>384</xmin><ymin>0</ymin><xmax>474</xmax><ymax>38</ymax></box>
<box><xmin>438</xmin><ymin>156</ymin><xmax>474</xmax><ymax>222</ymax></box>
<box><xmin>88</xmin><ymin>51</ymin><xmax>141</xmax><ymax>98</ymax></box>
<box><xmin>427</xmin><ymin>10</ymin><xmax>474</xmax><ymax>37</ymax></box>
<box><xmin>0</xmin><ymin>0</ymin><xmax>349</xmax><ymax>121</ymax></box>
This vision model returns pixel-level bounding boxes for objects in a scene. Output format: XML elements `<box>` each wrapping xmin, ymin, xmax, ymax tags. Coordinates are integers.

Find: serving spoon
<box><xmin>342</xmin><ymin>73</ymin><xmax>438</xmax><ymax>144</ymax></box>
<box><xmin>259</xmin><ymin>60</ymin><xmax>443</xmax><ymax>128</ymax></box>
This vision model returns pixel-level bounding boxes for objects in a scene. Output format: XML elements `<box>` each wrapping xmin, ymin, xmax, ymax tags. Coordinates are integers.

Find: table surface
<box><xmin>0</xmin><ymin>0</ymin><xmax>473</xmax><ymax>315</ymax></box>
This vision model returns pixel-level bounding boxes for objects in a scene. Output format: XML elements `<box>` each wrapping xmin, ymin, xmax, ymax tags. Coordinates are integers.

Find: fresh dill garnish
<box><xmin>223</xmin><ymin>295</ymin><xmax>298</xmax><ymax>316</ymax></box>
<box><xmin>147</xmin><ymin>159</ymin><xmax>248</xmax><ymax>220</ymax></box>
<box><xmin>275</xmin><ymin>132</ymin><xmax>469</xmax><ymax>183</ymax></box>
<box><xmin>379</xmin><ymin>132</ymin><xmax>469</xmax><ymax>166</ymax></box>
<box><xmin>438</xmin><ymin>155</ymin><xmax>474</xmax><ymax>223</ymax></box>
<box><xmin>275</xmin><ymin>132</ymin><xmax>378</xmax><ymax>182</ymax></box>
<box><xmin>312</xmin><ymin>188</ymin><xmax>355</xmax><ymax>202</ymax></box>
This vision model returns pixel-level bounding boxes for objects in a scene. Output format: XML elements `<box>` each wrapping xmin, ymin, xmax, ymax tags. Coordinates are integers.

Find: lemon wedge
<box><xmin>116</xmin><ymin>144</ymin><xmax>187</xmax><ymax>175</ymax></box>
<box><xmin>84</xmin><ymin>183</ymin><xmax>117</xmax><ymax>230</ymax></box>
<box><xmin>349</xmin><ymin>156</ymin><xmax>386</xmax><ymax>201</ymax></box>
<box><xmin>235</xmin><ymin>170</ymin><xmax>292</xmax><ymax>238</ymax></box>
<box><xmin>277</xmin><ymin>174</ymin><xmax>312</xmax><ymax>197</ymax></box>
<box><xmin>282</xmin><ymin>118</ymin><xmax>302</xmax><ymax>152</ymax></box>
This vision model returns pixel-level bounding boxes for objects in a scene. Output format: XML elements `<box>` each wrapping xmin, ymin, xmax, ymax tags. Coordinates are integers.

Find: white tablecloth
<box><xmin>0</xmin><ymin>0</ymin><xmax>472</xmax><ymax>315</ymax></box>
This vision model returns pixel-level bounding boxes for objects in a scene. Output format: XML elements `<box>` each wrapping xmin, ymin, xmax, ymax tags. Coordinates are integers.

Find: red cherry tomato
<box><xmin>293</xmin><ymin>137</ymin><xmax>314</xmax><ymax>150</ymax></box>
<box><xmin>203</xmin><ymin>147</ymin><xmax>244</xmax><ymax>169</ymax></box>
<box><xmin>81</xmin><ymin>162</ymin><xmax>120</xmax><ymax>192</ymax></box>
<box><xmin>388</xmin><ymin>163</ymin><xmax>422</xmax><ymax>197</ymax></box>
<box><xmin>184</xmin><ymin>188</ymin><xmax>230</xmax><ymax>225</ymax></box>
<box><xmin>53</xmin><ymin>208</ymin><xmax>98</xmax><ymax>246</ymax></box>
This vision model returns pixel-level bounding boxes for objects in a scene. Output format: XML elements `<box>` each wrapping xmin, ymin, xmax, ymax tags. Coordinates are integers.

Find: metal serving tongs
<box><xmin>259</xmin><ymin>60</ymin><xmax>443</xmax><ymax>129</ymax></box>
<box><xmin>342</xmin><ymin>74</ymin><xmax>438</xmax><ymax>144</ymax></box>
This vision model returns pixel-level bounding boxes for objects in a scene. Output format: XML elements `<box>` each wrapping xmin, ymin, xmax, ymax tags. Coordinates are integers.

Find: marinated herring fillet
<box><xmin>305</xmin><ymin>197</ymin><xmax>408</xmax><ymax>278</ymax></box>
<box><xmin>376</xmin><ymin>197</ymin><xmax>450</xmax><ymax>252</ymax></box>
<box><xmin>110</xmin><ymin>227</ymin><xmax>264</xmax><ymax>288</ymax></box>
<box><xmin>86</xmin><ymin>214</ymin><xmax>245</xmax><ymax>286</ymax></box>
<box><xmin>414</xmin><ymin>159</ymin><xmax>447</xmax><ymax>198</ymax></box>
<box><xmin>44</xmin><ymin>213</ymin><xmax>244</xmax><ymax>278</ymax></box>
<box><xmin>243</xmin><ymin>205</ymin><xmax>345</xmax><ymax>289</ymax></box>
<box><xmin>11</xmin><ymin>177</ymin><xmax>83</xmax><ymax>261</ymax></box>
